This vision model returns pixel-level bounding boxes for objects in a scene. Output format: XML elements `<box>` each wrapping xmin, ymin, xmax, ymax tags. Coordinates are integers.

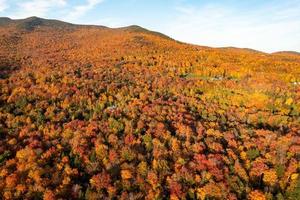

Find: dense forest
<box><xmin>0</xmin><ymin>17</ymin><xmax>299</xmax><ymax>200</ymax></box>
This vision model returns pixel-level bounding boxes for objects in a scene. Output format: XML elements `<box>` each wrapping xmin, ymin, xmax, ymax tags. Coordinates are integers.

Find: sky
<box><xmin>0</xmin><ymin>0</ymin><xmax>300</xmax><ymax>53</ymax></box>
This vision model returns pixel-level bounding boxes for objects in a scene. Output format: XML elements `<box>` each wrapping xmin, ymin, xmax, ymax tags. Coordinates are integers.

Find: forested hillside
<box><xmin>0</xmin><ymin>17</ymin><xmax>299</xmax><ymax>200</ymax></box>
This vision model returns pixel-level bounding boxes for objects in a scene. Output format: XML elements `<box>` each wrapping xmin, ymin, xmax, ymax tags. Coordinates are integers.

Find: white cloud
<box><xmin>65</xmin><ymin>0</ymin><xmax>105</xmax><ymax>21</ymax></box>
<box><xmin>0</xmin><ymin>0</ymin><xmax>8</xmax><ymax>12</ymax></box>
<box><xmin>164</xmin><ymin>2</ymin><xmax>300</xmax><ymax>53</ymax></box>
<box><xmin>9</xmin><ymin>0</ymin><xmax>67</xmax><ymax>19</ymax></box>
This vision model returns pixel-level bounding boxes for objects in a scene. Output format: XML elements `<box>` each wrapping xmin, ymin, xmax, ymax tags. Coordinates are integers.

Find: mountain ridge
<box><xmin>0</xmin><ymin>16</ymin><xmax>172</xmax><ymax>39</ymax></box>
<box><xmin>1</xmin><ymin>16</ymin><xmax>299</xmax><ymax>54</ymax></box>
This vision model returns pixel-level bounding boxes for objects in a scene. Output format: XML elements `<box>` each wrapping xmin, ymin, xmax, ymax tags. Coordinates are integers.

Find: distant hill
<box><xmin>0</xmin><ymin>17</ymin><xmax>13</xmax><ymax>26</ymax></box>
<box><xmin>0</xmin><ymin>16</ymin><xmax>76</xmax><ymax>30</ymax></box>
<box><xmin>1</xmin><ymin>17</ymin><xmax>299</xmax><ymax>55</ymax></box>
<box><xmin>272</xmin><ymin>51</ymin><xmax>300</xmax><ymax>56</ymax></box>
<box><xmin>118</xmin><ymin>25</ymin><xmax>173</xmax><ymax>40</ymax></box>
<box><xmin>218</xmin><ymin>47</ymin><xmax>268</xmax><ymax>55</ymax></box>
<box><xmin>0</xmin><ymin>17</ymin><xmax>171</xmax><ymax>40</ymax></box>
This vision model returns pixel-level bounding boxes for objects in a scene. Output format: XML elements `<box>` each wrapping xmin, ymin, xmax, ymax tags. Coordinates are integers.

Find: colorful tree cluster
<box><xmin>0</xmin><ymin>19</ymin><xmax>299</xmax><ymax>199</ymax></box>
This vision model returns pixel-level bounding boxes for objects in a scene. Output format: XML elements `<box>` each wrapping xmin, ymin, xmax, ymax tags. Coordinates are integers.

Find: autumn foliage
<box><xmin>0</xmin><ymin>17</ymin><xmax>299</xmax><ymax>199</ymax></box>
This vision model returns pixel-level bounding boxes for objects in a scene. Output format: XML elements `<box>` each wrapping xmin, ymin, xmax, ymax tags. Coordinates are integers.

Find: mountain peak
<box><xmin>0</xmin><ymin>17</ymin><xmax>13</xmax><ymax>26</ymax></box>
<box><xmin>21</xmin><ymin>16</ymin><xmax>40</xmax><ymax>21</ymax></box>
<box><xmin>0</xmin><ymin>16</ymin><xmax>75</xmax><ymax>31</ymax></box>
<box><xmin>17</xmin><ymin>16</ymin><xmax>74</xmax><ymax>31</ymax></box>
<box><xmin>120</xmin><ymin>25</ymin><xmax>173</xmax><ymax>40</ymax></box>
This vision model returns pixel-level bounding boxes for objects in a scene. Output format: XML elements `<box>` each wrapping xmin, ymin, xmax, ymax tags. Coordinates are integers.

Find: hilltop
<box><xmin>0</xmin><ymin>17</ymin><xmax>299</xmax><ymax>200</ymax></box>
<box><xmin>0</xmin><ymin>17</ymin><xmax>171</xmax><ymax>38</ymax></box>
<box><xmin>0</xmin><ymin>16</ymin><xmax>76</xmax><ymax>30</ymax></box>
